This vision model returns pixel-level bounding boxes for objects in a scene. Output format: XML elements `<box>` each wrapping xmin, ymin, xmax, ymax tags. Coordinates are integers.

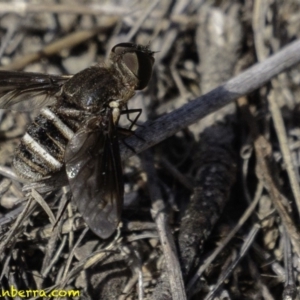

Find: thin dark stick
<box><xmin>120</xmin><ymin>39</ymin><xmax>300</xmax><ymax>159</ymax></box>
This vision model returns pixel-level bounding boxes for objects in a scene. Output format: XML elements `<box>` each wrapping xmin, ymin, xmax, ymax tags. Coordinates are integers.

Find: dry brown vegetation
<box><xmin>0</xmin><ymin>0</ymin><xmax>300</xmax><ymax>299</ymax></box>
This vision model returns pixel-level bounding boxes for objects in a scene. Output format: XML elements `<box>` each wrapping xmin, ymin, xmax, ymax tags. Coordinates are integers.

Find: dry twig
<box><xmin>120</xmin><ymin>39</ymin><xmax>300</xmax><ymax>160</ymax></box>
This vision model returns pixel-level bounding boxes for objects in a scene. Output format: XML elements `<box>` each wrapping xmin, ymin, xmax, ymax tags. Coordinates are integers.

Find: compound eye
<box><xmin>112</xmin><ymin>43</ymin><xmax>135</xmax><ymax>55</ymax></box>
<box><xmin>112</xmin><ymin>43</ymin><xmax>154</xmax><ymax>90</ymax></box>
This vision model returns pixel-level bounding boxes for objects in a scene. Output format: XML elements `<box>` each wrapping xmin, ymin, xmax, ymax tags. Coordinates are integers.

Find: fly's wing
<box><xmin>65</xmin><ymin>117</ymin><xmax>123</xmax><ymax>239</ymax></box>
<box><xmin>0</xmin><ymin>70</ymin><xmax>71</xmax><ymax>111</ymax></box>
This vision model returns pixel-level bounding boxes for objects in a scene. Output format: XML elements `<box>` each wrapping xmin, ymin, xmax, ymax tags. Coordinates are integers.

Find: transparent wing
<box><xmin>65</xmin><ymin>117</ymin><xmax>123</xmax><ymax>239</ymax></box>
<box><xmin>0</xmin><ymin>71</ymin><xmax>71</xmax><ymax>111</ymax></box>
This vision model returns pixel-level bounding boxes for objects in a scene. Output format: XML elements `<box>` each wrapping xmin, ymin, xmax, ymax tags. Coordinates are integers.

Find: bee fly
<box><xmin>0</xmin><ymin>43</ymin><xmax>155</xmax><ymax>238</ymax></box>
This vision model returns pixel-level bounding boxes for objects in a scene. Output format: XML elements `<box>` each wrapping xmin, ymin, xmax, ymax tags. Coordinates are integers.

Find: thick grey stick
<box><xmin>120</xmin><ymin>39</ymin><xmax>300</xmax><ymax>159</ymax></box>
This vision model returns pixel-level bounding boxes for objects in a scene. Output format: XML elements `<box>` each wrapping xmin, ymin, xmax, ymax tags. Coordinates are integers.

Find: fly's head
<box><xmin>110</xmin><ymin>43</ymin><xmax>155</xmax><ymax>91</ymax></box>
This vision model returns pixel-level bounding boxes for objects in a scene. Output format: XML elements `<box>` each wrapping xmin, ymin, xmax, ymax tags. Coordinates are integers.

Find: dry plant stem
<box><xmin>57</xmin><ymin>239</ymin><xmax>120</xmax><ymax>290</ymax></box>
<box><xmin>41</xmin><ymin>225</ymin><xmax>61</xmax><ymax>276</ymax></box>
<box><xmin>0</xmin><ymin>21</ymin><xmax>18</xmax><ymax>59</ymax></box>
<box><xmin>240</xmin><ymin>143</ymin><xmax>254</xmax><ymax>204</ymax></box>
<box><xmin>41</xmin><ymin>196</ymin><xmax>68</xmax><ymax>276</ymax></box>
<box><xmin>0</xmin><ymin>3</ymin><xmax>130</xmax><ymax>16</ymax></box>
<box><xmin>0</xmin><ymin>197</ymin><xmax>36</xmax><ymax>254</ymax></box>
<box><xmin>0</xmin><ymin>253</ymin><xmax>12</xmax><ymax>281</ymax></box>
<box><xmin>119</xmin><ymin>245</ymin><xmax>143</xmax><ymax>300</ymax></box>
<box><xmin>152</xmin><ymin>0</ymin><xmax>187</xmax><ymax>65</ymax></box>
<box><xmin>125</xmin><ymin>0</ymin><xmax>160</xmax><ymax>41</ymax></box>
<box><xmin>126</xmin><ymin>232</ymin><xmax>158</xmax><ymax>242</ymax></box>
<box><xmin>120</xmin><ymin>273</ymin><xmax>139</xmax><ymax>300</ymax></box>
<box><xmin>252</xmin><ymin>243</ymin><xmax>285</xmax><ymax>281</ymax></box>
<box><xmin>282</xmin><ymin>227</ymin><xmax>297</xmax><ymax>299</ymax></box>
<box><xmin>120</xmin><ymin>39</ymin><xmax>300</xmax><ymax>160</ymax></box>
<box><xmin>262</xmin><ymin>285</ymin><xmax>276</xmax><ymax>300</ymax></box>
<box><xmin>28</xmin><ymin>216</ymin><xmax>85</xmax><ymax>239</ymax></box>
<box><xmin>0</xmin><ymin>165</ymin><xmax>26</xmax><ymax>182</ymax></box>
<box><xmin>254</xmin><ymin>140</ymin><xmax>300</xmax><ymax>256</ymax></box>
<box><xmin>62</xmin><ymin>227</ymin><xmax>89</xmax><ymax>280</ymax></box>
<box><xmin>252</xmin><ymin>0</ymin><xmax>269</xmax><ymax>62</ymax></box>
<box><xmin>187</xmin><ymin>181</ymin><xmax>264</xmax><ymax>292</ymax></box>
<box><xmin>31</xmin><ymin>189</ymin><xmax>56</xmax><ymax>225</ymax></box>
<box><xmin>0</xmin><ymin>26</ymin><xmax>116</xmax><ymax>71</ymax></box>
<box><xmin>252</xmin><ymin>0</ymin><xmax>300</xmax><ymax>225</ymax></box>
<box><xmin>0</xmin><ymin>203</ymin><xmax>25</xmax><ymax>227</ymax></box>
<box><xmin>204</xmin><ymin>223</ymin><xmax>261</xmax><ymax>300</ymax></box>
<box><xmin>268</xmin><ymin>90</ymin><xmax>300</xmax><ymax>219</ymax></box>
<box><xmin>125</xmin><ymin>221</ymin><xmax>157</xmax><ymax>232</ymax></box>
<box><xmin>67</xmin><ymin>201</ymin><xmax>75</xmax><ymax>249</ymax></box>
<box><xmin>238</xmin><ymin>97</ymin><xmax>300</xmax><ymax>257</ymax></box>
<box><xmin>42</xmin><ymin>235</ymin><xmax>67</xmax><ymax>278</ymax></box>
<box><xmin>53</xmin><ymin>190</ymin><xmax>71</xmax><ymax>235</ymax></box>
<box><xmin>141</xmin><ymin>150</ymin><xmax>186</xmax><ymax>300</ymax></box>
<box><xmin>0</xmin><ymin>178</ymin><xmax>10</xmax><ymax>195</ymax></box>
<box><xmin>159</xmin><ymin>157</ymin><xmax>194</xmax><ymax>191</ymax></box>
<box><xmin>247</xmin><ymin>258</ymin><xmax>274</xmax><ymax>300</ymax></box>
<box><xmin>83</xmin><ymin>230</ymin><xmax>121</xmax><ymax>269</ymax></box>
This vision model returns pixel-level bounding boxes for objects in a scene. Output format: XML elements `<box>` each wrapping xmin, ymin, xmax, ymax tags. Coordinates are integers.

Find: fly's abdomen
<box><xmin>13</xmin><ymin>107</ymin><xmax>76</xmax><ymax>181</ymax></box>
